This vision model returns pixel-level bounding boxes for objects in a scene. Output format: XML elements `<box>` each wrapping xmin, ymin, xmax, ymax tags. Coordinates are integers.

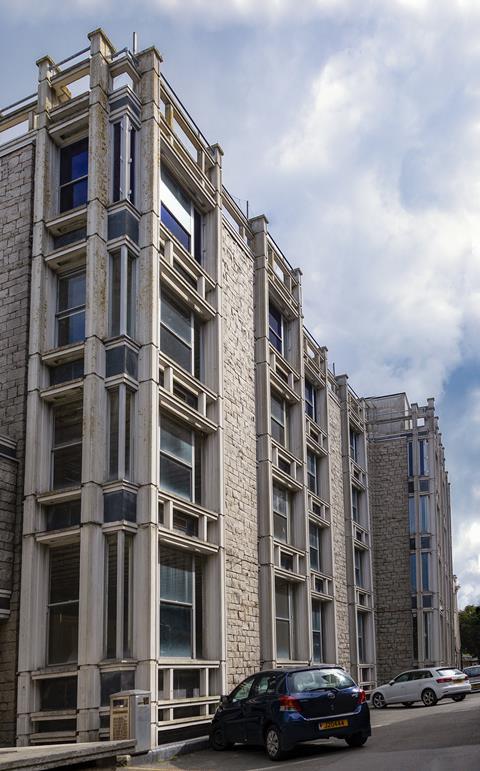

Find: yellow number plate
<box><xmin>319</xmin><ymin>719</ymin><xmax>349</xmax><ymax>729</ymax></box>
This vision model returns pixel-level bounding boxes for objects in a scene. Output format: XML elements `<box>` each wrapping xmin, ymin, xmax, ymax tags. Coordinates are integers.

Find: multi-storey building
<box><xmin>366</xmin><ymin>393</ymin><xmax>457</xmax><ymax>684</ymax></box>
<box><xmin>0</xmin><ymin>28</ymin><xmax>456</xmax><ymax>750</ymax></box>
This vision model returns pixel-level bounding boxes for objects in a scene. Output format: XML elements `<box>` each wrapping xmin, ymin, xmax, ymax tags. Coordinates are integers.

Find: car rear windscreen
<box><xmin>289</xmin><ymin>669</ymin><xmax>356</xmax><ymax>693</ymax></box>
<box><xmin>436</xmin><ymin>669</ymin><xmax>463</xmax><ymax>677</ymax></box>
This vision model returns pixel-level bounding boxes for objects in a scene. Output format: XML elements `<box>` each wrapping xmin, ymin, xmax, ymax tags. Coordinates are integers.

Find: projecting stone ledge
<box><xmin>0</xmin><ymin>740</ymin><xmax>135</xmax><ymax>770</ymax></box>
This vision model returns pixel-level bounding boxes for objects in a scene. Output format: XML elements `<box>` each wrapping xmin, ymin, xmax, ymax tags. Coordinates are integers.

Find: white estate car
<box><xmin>371</xmin><ymin>668</ymin><xmax>471</xmax><ymax>708</ymax></box>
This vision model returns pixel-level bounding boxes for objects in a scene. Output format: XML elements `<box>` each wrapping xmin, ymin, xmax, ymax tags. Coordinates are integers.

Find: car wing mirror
<box><xmin>220</xmin><ymin>694</ymin><xmax>229</xmax><ymax>705</ymax></box>
<box><xmin>388</xmin><ymin>680</ymin><xmax>394</xmax><ymax>685</ymax></box>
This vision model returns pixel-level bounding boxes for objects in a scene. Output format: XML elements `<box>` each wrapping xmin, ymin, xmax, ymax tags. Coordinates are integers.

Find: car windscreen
<box><xmin>465</xmin><ymin>666</ymin><xmax>480</xmax><ymax>676</ymax></box>
<box><xmin>436</xmin><ymin>668</ymin><xmax>463</xmax><ymax>677</ymax></box>
<box><xmin>289</xmin><ymin>669</ymin><xmax>355</xmax><ymax>693</ymax></box>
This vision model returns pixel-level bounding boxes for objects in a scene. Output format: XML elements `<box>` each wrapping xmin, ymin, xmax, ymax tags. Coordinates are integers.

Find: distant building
<box><xmin>0</xmin><ymin>28</ymin><xmax>455</xmax><ymax>749</ymax></box>
<box><xmin>366</xmin><ymin>394</ymin><xmax>457</xmax><ymax>683</ymax></box>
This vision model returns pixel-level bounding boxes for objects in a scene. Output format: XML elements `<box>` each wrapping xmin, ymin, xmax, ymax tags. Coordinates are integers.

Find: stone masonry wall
<box><xmin>328</xmin><ymin>392</ymin><xmax>350</xmax><ymax>670</ymax></box>
<box><xmin>368</xmin><ymin>437</ymin><xmax>412</xmax><ymax>684</ymax></box>
<box><xmin>0</xmin><ymin>143</ymin><xmax>34</xmax><ymax>745</ymax></box>
<box><xmin>221</xmin><ymin>225</ymin><xmax>260</xmax><ymax>690</ymax></box>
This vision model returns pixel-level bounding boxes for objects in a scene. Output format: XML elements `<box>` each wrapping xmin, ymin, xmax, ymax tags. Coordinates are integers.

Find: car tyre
<box><xmin>402</xmin><ymin>702</ymin><xmax>414</xmax><ymax>707</ymax></box>
<box><xmin>372</xmin><ymin>692</ymin><xmax>387</xmax><ymax>709</ymax></box>
<box><xmin>209</xmin><ymin>727</ymin><xmax>233</xmax><ymax>751</ymax></box>
<box><xmin>265</xmin><ymin>725</ymin><xmax>286</xmax><ymax>761</ymax></box>
<box><xmin>345</xmin><ymin>733</ymin><xmax>368</xmax><ymax>748</ymax></box>
<box><xmin>421</xmin><ymin>688</ymin><xmax>438</xmax><ymax>707</ymax></box>
<box><xmin>452</xmin><ymin>694</ymin><xmax>466</xmax><ymax>702</ymax></box>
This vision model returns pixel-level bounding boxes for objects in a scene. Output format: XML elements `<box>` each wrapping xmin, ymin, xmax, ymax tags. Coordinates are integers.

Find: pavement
<box><xmin>125</xmin><ymin>693</ymin><xmax>480</xmax><ymax>771</ymax></box>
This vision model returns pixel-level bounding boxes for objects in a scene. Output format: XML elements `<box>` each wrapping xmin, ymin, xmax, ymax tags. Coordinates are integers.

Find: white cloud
<box><xmin>453</xmin><ymin>521</ymin><xmax>480</xmax><ymax>608</ymax></box>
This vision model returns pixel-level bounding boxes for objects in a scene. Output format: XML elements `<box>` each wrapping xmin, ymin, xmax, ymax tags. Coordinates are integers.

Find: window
<box><xmin>160</xmin><ymin>169</ymin><xmax>202</xmax><ymax>262</ymax></box>
<box><xmin>160</xmin><ymin>291</ymin><xmax>199</xmax><ymax>376</ymax></box>
<box><xmin>312</xmin><ymin>600</ymin><xmax>324</xmax><ymax>663</ymax></box>
<box><xmin>305</xmin><ymin>380</ymin><xmax>317</xmax><ymax>421</ymax></box>
<box><xmin>59</xmin><ymin>138</ymin><xmax>88</xmax><ymax>212</ymax></box>
<box><xmin>350</xmin><ymin>428</ymin><xmax>359</xmax><ymax>463</ymax></box>
<box><xmin>159</xmin><ymin>546</ymin><xmax>203</xmax><ymax>658</ymax></box>
<box><xmin>307</xmin><ymin>451</ymin><xmax>319</xmax><ymax>495</ymax></box>
<box><xmin>231</xmin><ymin>676</ymin><xmax>255</xmax><ymax>703</ymax></box>
<box><xmin>268</xmin><ymin>303</ymin><xmax>284</xmax><ymax>354</ymax></box>
<box><xmin>280</xmin><ymin>552</ymin><xmax>294</xmax><ymax>571</ymax></box>
<box><xmin>160</xmin><ymin>416</ymin><xmax>200</xmax><ymax>502</ymax></box>
<box><xmin>410</xmin><ymin>553</ymin><xmax>417</xmax><ymax>591</ymax></box>
<box><xmin>421</xmin><ymin>553</ymin><xmax>430</xmax><ymax>591</ymax></box>
<box><xmin>108</xmin><ymin>386</ymin><xmax>134</xmax><ymax>481</ymax></box>
<box><xmin>354</xmin><ymin>548</ymin><xmax>364</xmax><ymax>587</ymax></box>
<box><xmin>105</xmin><ymin>532</ymin><xmax>133</xmax><ymax>659</ymax></box>
<box><xmin>275</xmin><ymin>579</ymin><xmax>292</xmax><ymax>659</ymax></box>
<box><xmin>273</xmin><ymin>484</ymin><xmax>290</xmax><ymax>543</ymax></box>
<box><xmin>112</xmin><ymin>118</ymin><xmax>136</xmax><ymax>204</ymax></box>
<box><xmin>56</xmin><ymin>270</ymin><xmax>86</xmax><ymax>347</ymax></box>
<box><xmin>408</xmin><ymin>496</ymin><xmax>416</xmax><ymax>533</ymax></box>
<box><xmin>352</xmin><ymin>487</ymin><xmax>360</xmax><ymax>523</ymax></box>
<box><xmin>110</xmin><ymin>249</ymin><xmax>136</xmax><ymax>338</ymax></box>
<box><xmin>271</xmin><ymin>393</ymin><xmax>287</xmax><ymax>446</ymax></box>
<box><xmin>420</xmin><ymin>496</ymin><xmax>429</xmax><ymax>531</ymax></box>
<box><xmin>172</xmin><ymin>510</ymin><xmax>198</xmax><ymax>538</ymax></box>
<box><xmin>419</xmin><ymin>439</ymin><xmax>429</xmax><ymax>476</ymax></box>
<box><xmin>48</xmin><ymin>544</ymin><xmax>80</xmax><ymax>664</ymax></box>
<box><xmin>173</xmin><ymin>670</ymin><xmax>200</xmax><ymax>698</ymax></box>
<box><xmin>309</xmin><ymin>521</ymin><xmax>321</xmax><ymax>572</ymax></box>
<box><xmin>408</xmin><ymin>441</ymin><xmax>413</xmax><ymax>477</ymax></box>
<box><xmin>45</xmin><ymin>500</ymin><xmax>81</xmax><ymax>531</ymax></box>
<box><xmin>52</xmin><ymin>400</ymin><xmax>83</xmax><ymax>489</ymax></box>
<box><xmin>50</xmin><ymin>358</ymin><xmax>84</xmax><ymax>386</ymax></box>
<box><xmin>357</xmin><ymin>612</ymin><xmax>367</xmax><ymax>664</ymax></box>
<box><xmin>100</xmin><ymin>670</ymin><xmax>135</xmax><ymax>706</ymax></box>
<box><xmin>424</xmin><ymin>612</ymin><xmax>432</xmax><ymax>660</ymax></box>
<box><xmin>412</xmin><ymin>614</ymin><xmax>418</xmax><ymax>660</ymax></box>
<box><xmin>40</xmin><ymin>677</ymin><xmax>77</xmax><ymax>710</ymax></box>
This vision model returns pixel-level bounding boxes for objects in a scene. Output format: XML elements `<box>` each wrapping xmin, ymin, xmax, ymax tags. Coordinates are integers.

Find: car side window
<box><xmin>423</xmin><ymin>671</ymin><xmax>433</xmax><ymax>679</ymax></box>
<box><xmin>251</xmin><ymin>674</ymin><xmax>277</xmax><ymax>697</ymax></box>
<box><xmin>231</xmin><ymin>676</ymin><xmax>255</xmax><ymax>703</ymax></box>
<box><xmin>394</xmin><ymin>673</ymin><xmax>410</xmax><ymax>683</ymax></box>
<box><xmin>409</xmin><ymin>671</ymin><xmax>425</xmax><ymax>680</ymax></box>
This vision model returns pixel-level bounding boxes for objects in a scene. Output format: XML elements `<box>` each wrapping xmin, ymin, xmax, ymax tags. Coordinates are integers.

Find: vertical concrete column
<box><xmin>17</xmin><ymin>54</ymin><xmax>57</xmax><ymax>747</ymax></box>
<box><xmin>133</xmin><ymin>45</ymin><xmax>162</xmax><ymax>749</ymax></box>
<box><xmin>76</xmin><ymin>28</ymin><xmax>115</xmax><ymax>743</ymax></box>
<box><xmin>203</xmin><ymin>145</ymin><xmax>226</xmax><ymax>675</ymax></box>
<box><xmin>250</xmin><ymin>214</ymin><xmax>276</xmax><ymax>667</ymax></box>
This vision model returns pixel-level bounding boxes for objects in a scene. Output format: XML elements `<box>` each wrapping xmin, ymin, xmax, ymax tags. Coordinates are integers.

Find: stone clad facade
<box><xmin>0</xmin><ymin>29</ymin><xmax>458</xmax><ymax>749</ymax></box>
<box><xmin>0</xmin><ymin>143</ymin><xmax>34</xmax><ymax>746</ymax></box>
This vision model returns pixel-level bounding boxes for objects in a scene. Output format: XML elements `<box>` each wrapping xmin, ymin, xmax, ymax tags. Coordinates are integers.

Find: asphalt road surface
<box><xmin>127</xmin><ymin>693</ymin><xmax>480</xmax><ymax>771</ymax></box>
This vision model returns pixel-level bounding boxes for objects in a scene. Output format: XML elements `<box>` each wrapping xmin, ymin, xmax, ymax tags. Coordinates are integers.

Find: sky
<box><xmin>0</xmin><ymin>0</ymin><xmax>479</xmax><ymax>609</ymax></box>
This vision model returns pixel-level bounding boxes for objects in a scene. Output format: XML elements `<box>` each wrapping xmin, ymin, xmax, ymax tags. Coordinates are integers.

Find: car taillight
<box><xmin>279</xmin><ymin>695</ymin><xmax>302</xmax><ymax>712</ymax></box>
<box><xmin>358</xmin><ymin>689</ymin><xmax>367</xmax><ymax>704</ymax></box>
<box><xmin>436</xmin><ymin>677</ymin><xmax>453</xmax><ymax>683</ymax></box>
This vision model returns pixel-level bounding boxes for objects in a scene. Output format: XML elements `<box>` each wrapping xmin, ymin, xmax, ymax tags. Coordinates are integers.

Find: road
<box><xmin>127</xmin><ymin>694</ymin><xmax>480</xmax><ymax>771</ymax></box>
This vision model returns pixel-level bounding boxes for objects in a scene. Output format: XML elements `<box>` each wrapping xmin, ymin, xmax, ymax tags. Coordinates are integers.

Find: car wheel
<box><xmin>209</xmin><ymin>726</ymin><xmax>233</xmax><ymax>751</ymax></box>
<box><xmin>452</xmin><ymin>694</ymin><xmax>466</xmax><ymax>702</ymax></box>
<box><xmin>265</xmin><ymin>725</ymin><xmax>285</xmax><ymax>761</ymax></box>
<box><xmin>402</xmin><ymin>702</ymin><xmax>414</xmax><ymax>707</ymax></box>
<box><xmin>372</xmin><ymin>692</ymin><xmax>387</xmax><ymax>709</ymax></box>
<box><xmin>421</xmin><ymin>688</ymin><xmax>438</xmax><ymax>707</ymax></box>
<box><xmin>345</xmin><ymin>733</ymin><xmax>368</xmax><ymax>748</ymax></box>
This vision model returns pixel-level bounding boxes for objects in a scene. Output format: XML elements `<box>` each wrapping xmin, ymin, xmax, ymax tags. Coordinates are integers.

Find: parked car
<box><xmin>371</xmin><ymin>667</ymin><xmax>471</xmax><ymax>709</ymax></box>
<box><xmin>463</xmin><ymin>665</ymin><xmax>480</xmax><ymax>692</ymax></box>
<box><xmin>209</xmin><ymin>666</ymin><xmax>371</xmax><ymax>761</ymax></box>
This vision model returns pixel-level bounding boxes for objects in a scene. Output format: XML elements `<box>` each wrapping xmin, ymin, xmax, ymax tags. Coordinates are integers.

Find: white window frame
<box><xmin>271</xmin><ymin>392</ymin><xmax>287</xmax><ymax>447</ymax></box>
<box><xmin>55</xmin><ymin>268</ymin><xmax>86</xmax><ymax>348</ymax></box>
<box><xmin>312</xmin><ymin>599</ymin><xmax>324</xmax><ymax>663</ymax></box>
<box><xmin>275</xmin><ymin>579</ymin><xmax>293</xmax><ymax>660</ymax></box>
<box><xmin>309</xmin><ymin>521</ymin><xmax>321</xmax><ymax>572</ymax></box>
<box><xmin>307</xmin><ymin>450</ymin><xmax>319</xmax><ymax>496</ymax></box>
<box><xmin>159</xmin><ymin>546</ymin><xmax>201</xmax><ymax>659</ymax></box>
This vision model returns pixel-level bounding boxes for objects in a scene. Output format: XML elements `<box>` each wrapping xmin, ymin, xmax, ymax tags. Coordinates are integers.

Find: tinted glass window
<box><xmin>436</xmin><ymin>668</ymin><xmax>463</xmax><ymax>677</ymax></box>
<box><xmin>231</xmin><ymin>676</ymin><xmax>255</xmax><ymax>702</ymax></box>
<box><xmin>393</xmin><ymin>672</ymin><xmax>410</xmax><ymax>683</ymax></box>
<box><xmin>289</xmin><ymin>668</ymin><xmax>354</xmax><ymax>693</ymax></box>
<box><xmin>251</xmin><ymin>673</ymin><xmax>278</xmax><ymax>697</ymax></box>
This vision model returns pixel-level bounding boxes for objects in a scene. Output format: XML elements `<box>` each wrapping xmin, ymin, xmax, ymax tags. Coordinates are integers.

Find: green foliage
<box><xmin>459</xmin><ymin>605</ymin><xmax>480</xmax><ymax>658</ymax></box>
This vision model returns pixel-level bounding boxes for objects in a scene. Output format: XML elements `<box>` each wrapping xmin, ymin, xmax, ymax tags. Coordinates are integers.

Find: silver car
<box><xmin>463</xmin><ymin>665</ymin><xmax>480</xmax><ymax>692</ymax></box>
<box><xmin>371</xmin><ymin>667</ymin><xmax>471</xmax><ymax>708</ymax></box>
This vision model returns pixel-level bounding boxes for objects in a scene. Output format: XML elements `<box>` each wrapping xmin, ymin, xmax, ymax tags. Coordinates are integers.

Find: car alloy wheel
<box><xmin>345</xmin><ymin>733</ymin><xmax>368</xmax><ymax>748</ymax></box>
<box><xmin>421</xmin><ymin>688</ymin><xmax>438</xmax><ymax>707</ymax></box>
<box><xmin>372</xmin><ymin>692</ymin><xmax>387</xmax><ymax>709</ymax></box>
<box><xmin>265</xmin><ymin>725</ymin><xmax>285</xmax><ymax>761</ymax></box>
<box><xmin>452</xmin><ymin>694</ymin><xmax>466</xmax><ymax>702</ymax></box>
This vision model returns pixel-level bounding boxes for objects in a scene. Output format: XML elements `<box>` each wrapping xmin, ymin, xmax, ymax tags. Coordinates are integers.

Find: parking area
<box><xmin>126</xmin><ymin>693</ymin><xmax>480</xmax><ymax>771</ymax></box>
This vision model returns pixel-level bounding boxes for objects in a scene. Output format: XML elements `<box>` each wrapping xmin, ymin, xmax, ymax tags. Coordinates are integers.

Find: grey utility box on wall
<box><xmin>110</xmin><ymin>690</ymin><xmax>151</xmax><ymax>753</ymax></box>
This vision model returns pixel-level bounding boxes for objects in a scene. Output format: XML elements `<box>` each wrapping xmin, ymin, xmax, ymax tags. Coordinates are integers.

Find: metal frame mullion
<box><xmin>119</xmin><ymin>245</ymin><xmax>128</xmax><ymax>335</ymax></box>
<box><xmin>118</xmin><ymin>384</ymin><xmax>127</xmax><ymax>479</ymax></box>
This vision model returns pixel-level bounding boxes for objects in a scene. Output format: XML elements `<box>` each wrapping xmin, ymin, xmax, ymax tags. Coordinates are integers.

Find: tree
<box><xmin>459</xmin><ymin>605</ymin><xmax>480</xmax><ymax>659</ymax></box>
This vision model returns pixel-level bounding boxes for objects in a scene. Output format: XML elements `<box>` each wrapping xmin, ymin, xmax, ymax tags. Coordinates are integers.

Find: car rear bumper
<box><xmin>438</xmin><ymin>685</ymin><xmax>471</xmax><ymax>698</ymax></box>
<box><xmin>279</xmin><ymin>705</ymin><xmax>371</xmax><ymax>748</ymax></box>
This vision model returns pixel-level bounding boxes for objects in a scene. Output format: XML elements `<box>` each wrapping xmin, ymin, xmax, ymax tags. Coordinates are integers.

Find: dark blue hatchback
<box><xmin>209</xmin><ymin>666</ymin><xmax>371</xmax><ymax>761</ymax></box>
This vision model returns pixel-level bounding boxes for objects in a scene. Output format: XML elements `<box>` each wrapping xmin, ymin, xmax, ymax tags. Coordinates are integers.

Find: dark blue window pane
<box><xmin>161</xmin><ymin>204</ymin><xmax>191</xmax><ymax>251</ymax></box>
<box><xmin>60</xmin><ymin>138</ymin><xmax>88</xmax><ymax>185</ymax></box>
<box><xmin>57</xmin><ymin>311</ymin><xmax>85</xmax><ymax>346</ymax></box>
<box><xmin>45</xmin><ymin>500</ymin><xmax>81</xmax><ymax>530</ymax></box>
